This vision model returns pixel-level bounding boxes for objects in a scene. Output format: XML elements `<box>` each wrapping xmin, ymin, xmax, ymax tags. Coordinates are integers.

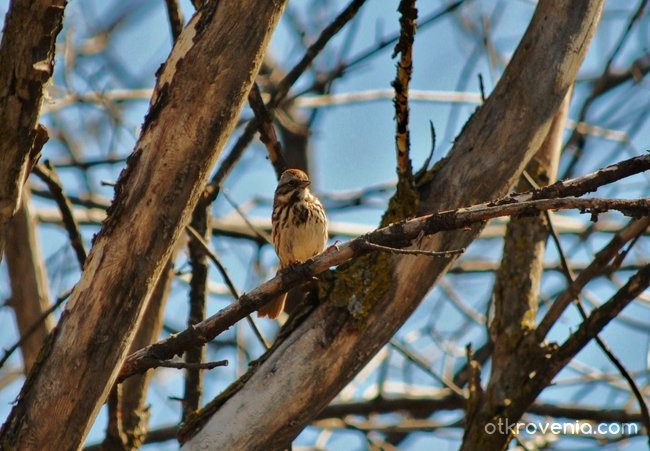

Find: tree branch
<box><xmin>119</xmin><ymin>194</ymin><xmax>648</xmax><ymax>382</ymax></box>
<box><xmin>32</xmin><ymin>163</ymin><xmax>87</xmax><ymax>269</ymax></box>
<box><xmin>184</xmin><ymin>203</ymin><xmax>210</xmax><ymax>420</ymax></box>
<box><xmin>204</xmin><ymin>0</ymin><xmax>369</xmax><ymax>202</ymax></box>
<box><xmin>553</xmin><ymin>262</ymin><xmax>650</xmax><ymax>371</ymax></box>
<box><xmin>536</xmin><ymin>216</ymin><xmax>650</xmax><ymax>339</ymax></box>
<box><xmin>179</xmin><ymin>2</ymin><xmax>607</xmax><ymax>447</ymax></box>
<box><xmin>0</xmin><ymin>2</ymin><xmax>289</xmax><ymax>448</ymax></box>
<box><xmin>164</xmin><ymin>0</ymin><xmax>185</xmax><ymax>42</ymax></box>
<box><xmin>4</xmin><ymin>190</ymin><xmax>54</xmax><ymax>373</ymax></box>
<box><xmin>392</xmin><ymin>0</ymin><xmax>417</xmax><ymax>193</ymax></box>
<box><xmin>0</xmin><ymin>0</ymin><xmax>66</xmax><ymax>259</ymax></box>
<box><xmin>248</xmin><ymin>82</ymin><xmax>287</xmax><ymax>178</ymax></box>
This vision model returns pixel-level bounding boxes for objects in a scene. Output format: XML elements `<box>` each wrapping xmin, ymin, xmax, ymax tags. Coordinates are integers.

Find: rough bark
<box><xmin>119</xmin><ymin>255</ymin><xmax>176</xmax><ymax>449</ymax></box>
<box><xmin>180</xmin><ymin>1</ymin><xmax>604</xmax><ymax>449</ymax></box>
<box><xmin>184</xmin><ymin>202</ymin><xmax>210</xmax><ymax>419</ymax></box>
<box><xmin>33</xmin><ymin>203</ymin><xmax>648</xmax><ymax>243</ymax></box>
<box><xmin>5</xmin><ymin>190</ymin><xmax>53</xmax><ymax>374</ymax></box>
<box><xmin>0</xmin><ymin>0</ymin><xmax>66</xmax><ymax>259</ymax></box>
<box><xmin>390</xmin><ymin>86</ymin><xmax>572</xmax><ymax>448</ymax></box>
<box><xmin>119</xmin><ymin>198</ymin><xmax>649</xmax><ymax>383</ymax></box>
<box><xmin>461</xmin><ymin>259</ymin><xmax>650</xmax><ymax>450</ymax></box>
<box><xmin>0</xmin><ymin>1</ymin><xmax>287</xmax><ymax>449</ymax></box>
<box><xmin>486</xmin><ymin>89</ymin><xmax>570</xmax><ymax>411</ymax></box>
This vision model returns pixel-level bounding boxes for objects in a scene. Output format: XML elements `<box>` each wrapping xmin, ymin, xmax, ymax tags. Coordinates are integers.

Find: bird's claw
<box><xmin>326</xmin><ymin>240</ymin><xmax>341</xmax><ymax>252</ymax></box>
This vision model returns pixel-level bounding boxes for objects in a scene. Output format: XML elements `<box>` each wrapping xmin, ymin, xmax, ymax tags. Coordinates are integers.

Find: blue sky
<box><xmin>1</xmin><ymin>1</ymin><xmax>649</xmax><ymax>449</ymax></box>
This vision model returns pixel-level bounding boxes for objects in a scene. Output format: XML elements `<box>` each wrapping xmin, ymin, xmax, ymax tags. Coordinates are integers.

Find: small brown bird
<box><xmin>258</xmin><ymin>169</ymin><xmax>328</xmax><ymax>319</ymax></box>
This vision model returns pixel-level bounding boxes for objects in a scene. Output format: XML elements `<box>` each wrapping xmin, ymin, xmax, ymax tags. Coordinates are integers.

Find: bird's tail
<box><xmin>257</xmin><ymin>292</ymin><xmax>287</xmax><ymax>319</ymax></box>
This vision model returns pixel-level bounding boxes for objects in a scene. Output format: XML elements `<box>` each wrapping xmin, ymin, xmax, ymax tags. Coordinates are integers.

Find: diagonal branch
<box><xmin>119</xmin><ymin>194</ymin><xmax>649</xmax><ymax>382</ymax></box>
<box><xmin>32</xmin><ymin>163</ymin><xmax>87</xmax><ymax>269</ymax></box>
<box><xmin>552</xmin><ymin>262</ymin><xmax>650</xmax><ymax>373</ymax></box>
<box><xmin>536</xmin><ymin>216</ymin><xmax>650</xmax><ymax>339</ymax></box>
<box><xmin>248</xmin><ymin>82</ymin><xmax>287</xmax><ymax>178</ymax></box>
<box><xmin>204</xmin><ymin>0</ymin><xmax>369</xmax><ymax>202</ymax></box>
<box><xmin>0</xmin><ymin>0</ymin><xmax>67</xmax><ymax>259</ymax></box>
<box><xmin>0</xmin><ymin>2</ymin><xmax>289</xmax><ymax>449</ymax></box>
<box><xmin>545</xmin><ymin>214</ymin><xmax>650</xmax><ymax>441</ymax></box>
<box><xmin>180</xmin><ymin>3</ymin><xmax>607</xmax><ymax>447</ymax></box>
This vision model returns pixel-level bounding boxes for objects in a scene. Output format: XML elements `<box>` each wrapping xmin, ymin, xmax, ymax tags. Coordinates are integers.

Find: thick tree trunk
<box><xmin>0</xmin><ymin>0</ymin><xmax>66</xmax><ymax>259</ymax></box>
<box><xmin>467</xmin><ymin>91</ymin><xmax>570</xmax><ymax>449</ymax></box>
<box><xmin>488</xmin><ymin>89</ymin><xmax>570</xmax><ymax>391</ymax></box>
<box><xmin>5</xmin><ymin>190</ymin><xmax>53</xmax><ymax>373</ymax></box>
<box><xmin>179</xmin><ymin>1</ymin><xmax>603</xmax><ymax>449</ymax></box>
<box><xmin>119</xmin><ymin>255</ymin><xmax>177</xmax><ymax>449</ymax></box>
<box><xmin>0</xmin><ymin>1</ymin><xmax>287</xmax><ymax>450</ymax></box>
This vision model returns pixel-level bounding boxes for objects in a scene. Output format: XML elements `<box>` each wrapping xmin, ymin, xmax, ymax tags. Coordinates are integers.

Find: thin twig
<box><xmin>186</xmin><ymin>225</ymin><xmax>270</xmax><ymax>350</ymax></box>
<box><xmin>295</xmin><ymin>1</ymin><xmax>468</xmax><ymax>98</ymax></box>
<box><xmin>389</xmin><ymin>339</ymin><xmax>465</xmax><ymax>397</ymax></box>
<box><xmin>553</xmin><ymin>263</ymin><xmax>650</xmax><ymax>386</ymax></box>
<box><xmin>248</xmin><ymin>82</ymin><xmax>287</xmax><ymax>178</ymax></box>
<box><xmin>536</xmin><ymin>217</ymin><xmax>650</xmax><ymax>339</ymax></box>
<box><xmin>544</xmin><ymin>211</ymin><xmax>650</xmax><ymax>443</ymax></box>
<box><xmin>0</xmin><ymin>288</ymin><xmax>72</xmax><ymax>370</ymax></box>
<box><xmin>141</xmin><ymin>358</ymin><xmax>228</xmax><ymax>371</ymax></box>
<box><xmin>363</xmin><ymin>241</ymin><xmax>463</xmax><ymax>257</ymax></box>
<box><xmin>222</xmin><ymin>189</ymin><xmax>272</xmax><ymax>244</ymax></box>
<box><xmin>32</xmin><ymin>163</ymin><xmax>86</xmax><ymax>269</ymax></box>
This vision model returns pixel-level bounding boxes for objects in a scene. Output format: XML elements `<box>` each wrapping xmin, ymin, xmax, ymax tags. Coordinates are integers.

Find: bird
<box><xmin>258</xmin><ymin>169</ymin><xmax>328</xmax><ymax>319</ymax></box>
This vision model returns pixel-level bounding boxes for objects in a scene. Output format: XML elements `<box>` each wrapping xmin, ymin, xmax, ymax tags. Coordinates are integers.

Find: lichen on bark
<box><xmin>323</xmin><ymin>158</ymin><xmax>428</xmax><ymax>322</ymax></box>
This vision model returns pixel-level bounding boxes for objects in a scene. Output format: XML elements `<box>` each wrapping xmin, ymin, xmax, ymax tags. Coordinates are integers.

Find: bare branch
<box><xmin>184</xmin><ymin>204</ymin><xmax>210</xmax><ymax>419</ymax></box>
<box><xmin>204</xmin><ymin>0</ymin><xmax>369</xmax><ymax>202</ymax></box>
<box><xmin>0</xmin><ymin>2</ymin><xmax>289</xmax><ymax>448</ymax></box>
<box><xmin>392</xmin><ymin>0</ymin><xmax>417</xmax><ymax>191</ymax></box>
<box><xmin>142</xmin><ymin>358</ymin><xmax>228</xmax><ymax>371</ymax></box>
<box><xmin>0</xmin><ymin>289</ymin><xmax>71</xmax><ymax>370</ymax></box>
<box><xmin>536</xmin><ymin>216</ymin><xmax>650</xmax><ymax>338</ymax></box>
<box><xmin>4</xmin><ymin>190</ymin><xmax>53</xmax><ymax>373</ymax></box>
<box><xmin>553</xmin><ymin>263</ymin><xmax>650</xmax><ymax>374</ymax></box>
<box><xmin>164</xmin><ymin>0</ymin><xmax>185</xmax><ymax>42</ymax></box>
<box><xmin>248</xmin><ymin>83</ymin><xmax>287</xmax><ymax>178</ymax></box>
<box><xmin>0</xmin><ymin>0</ymin><xmax>66</xmax><ymax>258</ymax></box>
<box><xmin>362</xmin><ymin>241</ymin><xmax>464</xmax><ymax>257</ymax></box>
<box><xmin>119</xmin><ymin>194</ymin><xmax>649</xmax><ymax>382</ymax></box>
<box><xmin>32</xmin><ymin>163</ymin><xmax>87</xmax><ymax>269</ymax></box>
<box><xmin>185</xmin><ymin>225</ymin><xmax>270</xmax><ymax>350</ymax></box>
<box><xmin>543</xmin><ymin>205</ymin><xmax>650</xmax><ymax>443</ymax></box>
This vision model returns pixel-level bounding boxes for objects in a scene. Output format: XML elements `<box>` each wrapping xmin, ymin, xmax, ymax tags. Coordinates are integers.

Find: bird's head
<box><xmin>276</xmin><ymin>169</ymin><xmax>312</xmax><ymax>199</ymax></box>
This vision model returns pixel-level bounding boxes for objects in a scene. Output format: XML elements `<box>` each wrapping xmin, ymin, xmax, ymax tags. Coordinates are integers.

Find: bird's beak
<box><xmin>300</xmin><ymin>180</ymin><xmax>310</xmax><ymax>188</ymax></box>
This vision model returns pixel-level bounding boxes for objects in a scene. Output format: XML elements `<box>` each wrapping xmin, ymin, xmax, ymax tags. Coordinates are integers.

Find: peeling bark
<box><xmin>180</xmin><ymin>1</ymin><xmax>604</xmax><ymax>449</ymax></box>
<box><xmin>0</xmin><ymin>0</ymin><xmax>66</xmax><ymax>259</ymax></box>
<box><xmin>0</xmin><ymin>1</ymin><xmax>288</xmax><ymax>449</ymax></box>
